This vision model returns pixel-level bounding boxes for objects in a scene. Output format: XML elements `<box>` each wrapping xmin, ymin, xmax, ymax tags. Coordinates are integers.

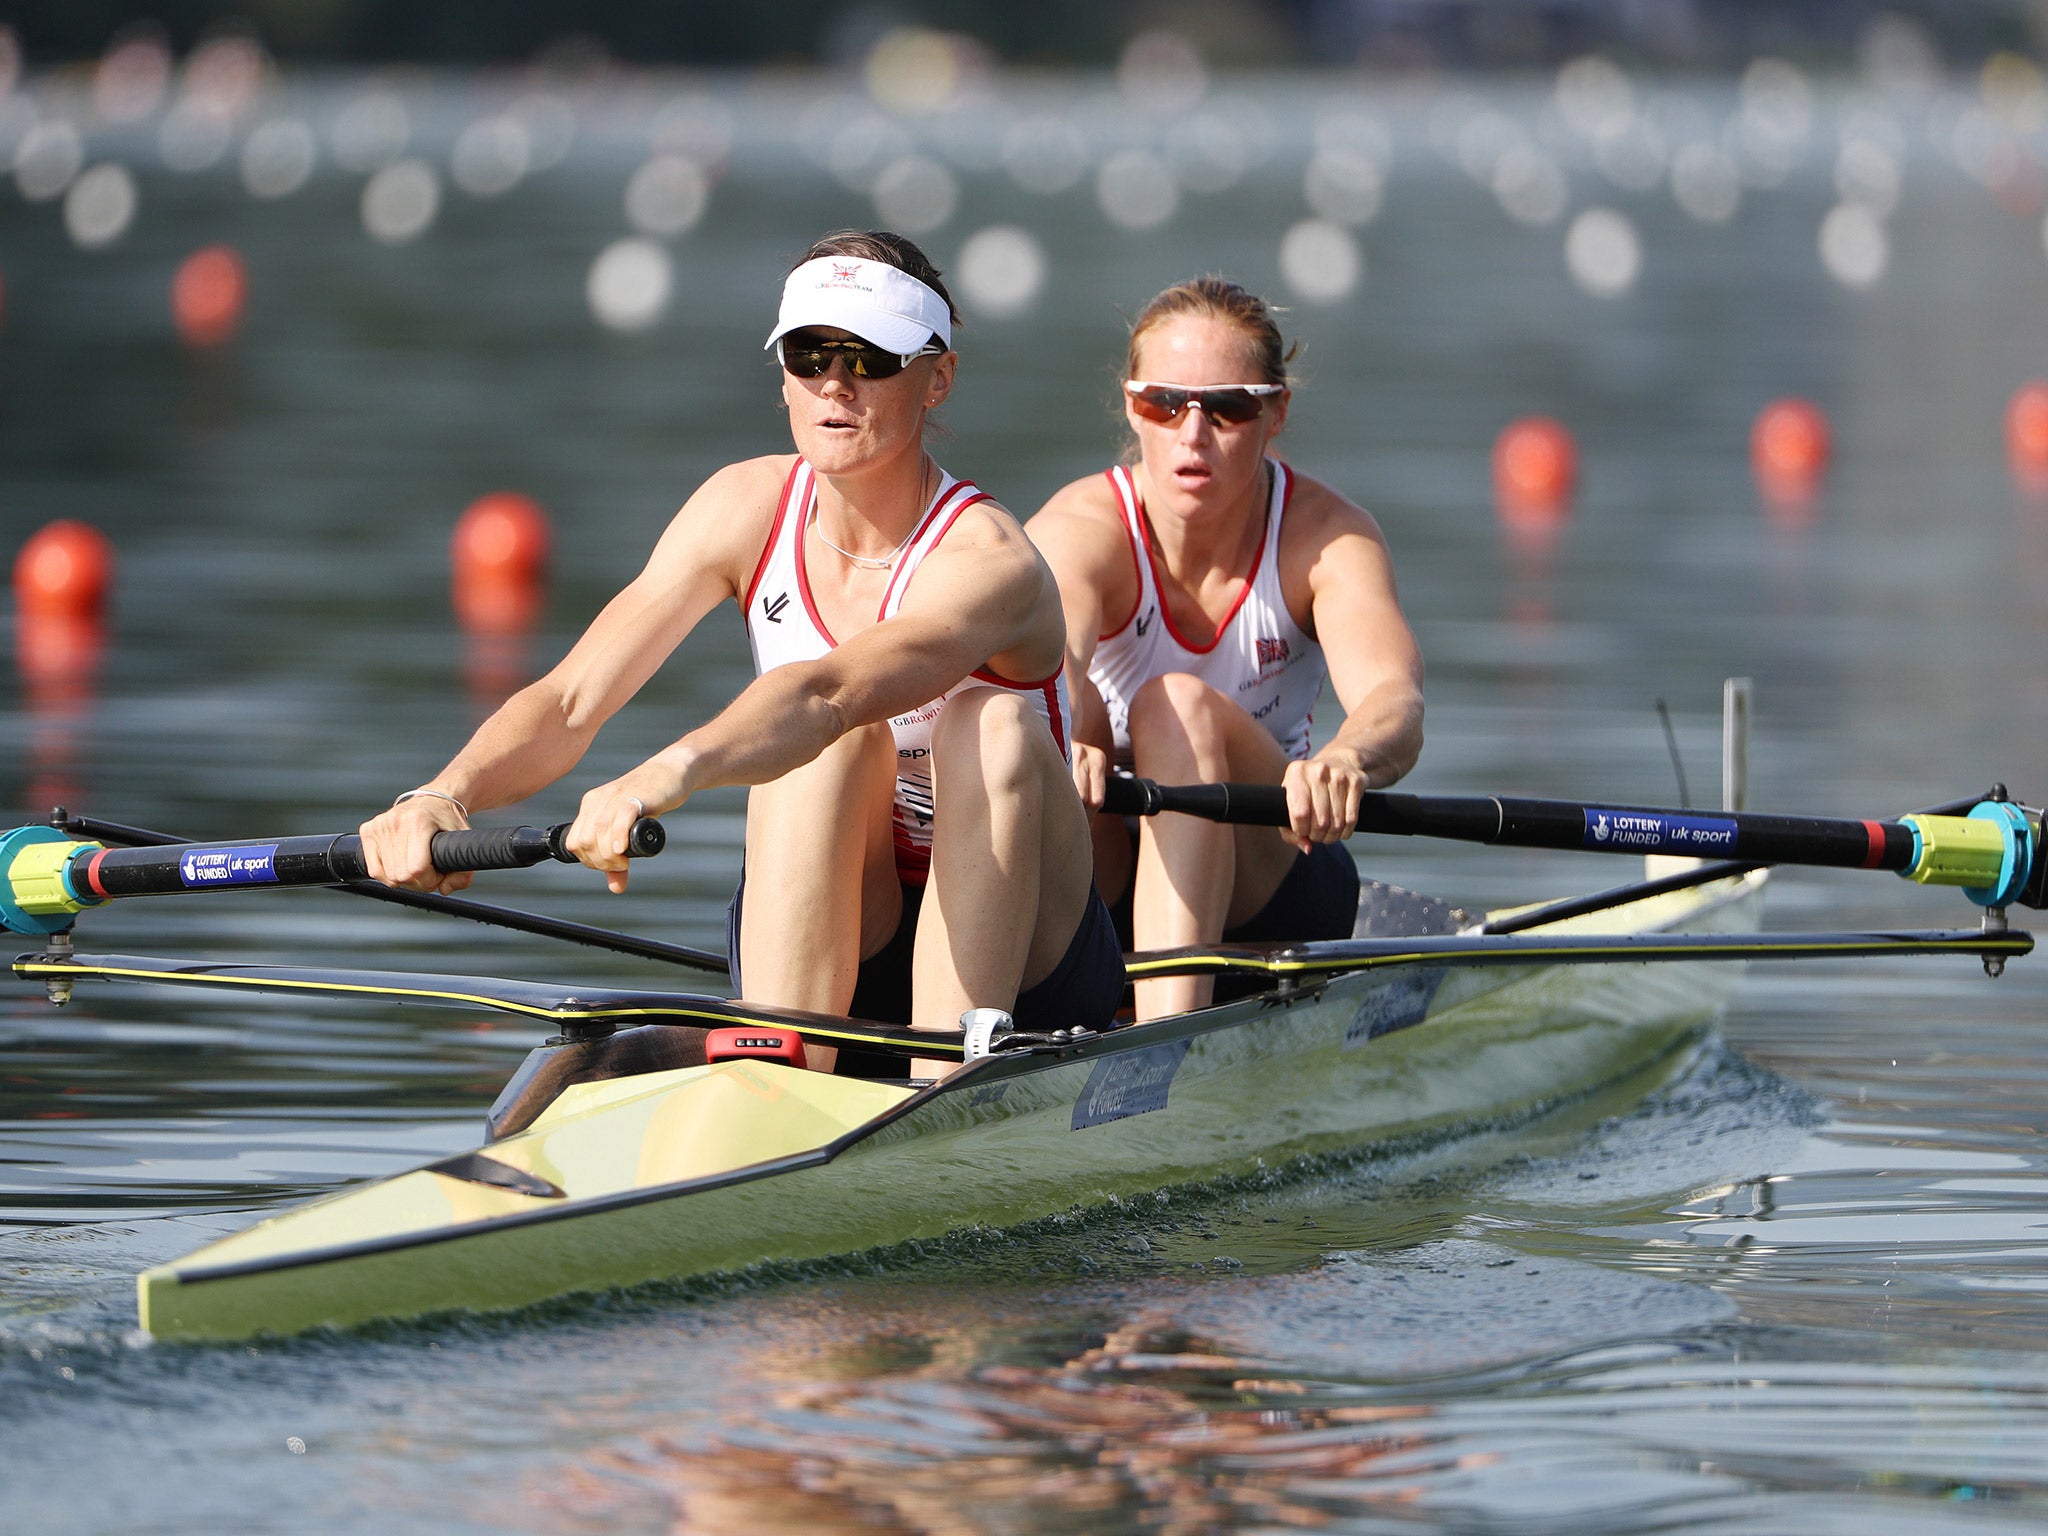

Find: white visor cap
<box><xmin>764</xmin><ymin>256</ymin><xmax>953</xmax><ymax>356</ymax></box>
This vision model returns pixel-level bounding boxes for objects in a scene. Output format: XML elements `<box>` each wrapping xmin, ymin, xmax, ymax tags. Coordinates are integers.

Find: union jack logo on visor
<box><xmin>831</xmin><ymin>262</ymin><xmax>862</xmax><ymax>282</ymax></box>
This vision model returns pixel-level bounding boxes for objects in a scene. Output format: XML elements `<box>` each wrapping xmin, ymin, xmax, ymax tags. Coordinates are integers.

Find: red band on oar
<box><xmin>1862</xmin><ymin>821</ymin><xmax>1888</xmax><ymax>869</ymax></box>
<box><xmin>81</xmin><ymin>848</ymin><xmax>113</xmax><ymax>898</ymax></box>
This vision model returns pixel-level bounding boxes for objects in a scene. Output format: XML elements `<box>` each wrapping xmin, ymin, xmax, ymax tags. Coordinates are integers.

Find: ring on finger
<box><xmin>626</xmin><ymin>797</ymin><xmax>647</xmax><ymax>819</ymax></box>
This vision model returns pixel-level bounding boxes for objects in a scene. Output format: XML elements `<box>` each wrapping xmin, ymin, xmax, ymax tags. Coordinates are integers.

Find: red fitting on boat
<box><xmin>81</xmin><ymin>846</ymin><xmax>113</xmax><ymax>899</ymax></box>
<box><xmin>1862</xmin><ymin>820</ymin><xmax>1888</xmax><ymax>869</ymax></box>
<box><xmin>704</xmin><ymin>1025</ymin><xmax>807</xmax><ymax>1068</ymax></box>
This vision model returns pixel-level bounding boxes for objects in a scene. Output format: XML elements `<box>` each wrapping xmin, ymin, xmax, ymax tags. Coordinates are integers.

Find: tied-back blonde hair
<box><xmin>1124</xmin><ymin>276</ymin><xmax>1296</xmax><ymax>386</ymax></box>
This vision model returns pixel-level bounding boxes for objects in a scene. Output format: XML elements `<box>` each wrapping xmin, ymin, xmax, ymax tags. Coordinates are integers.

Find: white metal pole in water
<box><xmin>1723</xmin><ymin>676</ymin><xmax>1751</xmax><ymax>815</ymax></box>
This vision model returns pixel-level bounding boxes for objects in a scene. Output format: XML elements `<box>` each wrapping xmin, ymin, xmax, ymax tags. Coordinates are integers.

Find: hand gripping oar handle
<box><xmin>1098</xmin><ymin>775</ymin><xmax>2045</xmax><ymax>909</ymax></box>
<box><xmin>0</xmin><ymin>819</ymin><xmax>665</xmax><ymax>935</ymax></box>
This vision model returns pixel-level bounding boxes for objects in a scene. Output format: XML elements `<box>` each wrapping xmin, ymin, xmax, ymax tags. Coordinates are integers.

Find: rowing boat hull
<box><xmin>139</xmin><ymin>872</ymin><xmax>1767</xmax><ymax>1341</ymax></box>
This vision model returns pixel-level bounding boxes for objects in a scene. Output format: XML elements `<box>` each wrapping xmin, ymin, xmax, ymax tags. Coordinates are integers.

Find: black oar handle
<box><xmin>414</xmin><ymin>819</ymin><xmax>667</xmax><ymax>876</ymax></box>
<box><xmin>70</xmin><ymin>818</ymin><xmax>665</xmax><ymax>902</ymax></box>
<box><xmin>1100</xmin><ymin>776</ymin><xmax>1289</xmax><ymax>825</ymax></box>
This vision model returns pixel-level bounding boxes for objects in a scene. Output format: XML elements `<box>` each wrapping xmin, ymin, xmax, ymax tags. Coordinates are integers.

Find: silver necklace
<box><xmin>810</xmin><ymin>463</ymin><xmax>932</xmax><ymax>570</ymax></box>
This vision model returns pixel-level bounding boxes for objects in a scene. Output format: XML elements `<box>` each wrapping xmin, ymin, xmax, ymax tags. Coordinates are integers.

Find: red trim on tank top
<box><xmin>970</xmin><ymin>664</ymin><xmax>1059</xmax><ymax>689</ymax></box>
<box><xmin>742</xmin><ymin>460</ymin><xmax>804</xmax><ymax>614</ymax></box>
<box><xmin>791</xmin><ymin>500</ymin><xmax>838</xmax><ymax>646</ymax></box>
<box><xmin>878</xmin><ymin>481</ymin><xmax>986</xmax><ymax>618</ymax></box>
<box><xmin>1041</xmin><ymin>680</ymin><xmax>1068</xmax><ymax>756</ymax></box>
<box><xmin>1095</xmin><ymin>467</ymin><xmax>1146</xmax><ymax>642</ymax></box>
<box><xmin>1131</xmin><ymin>468</ymin><xmax>1269</xmax><ymax>656</ymax></box>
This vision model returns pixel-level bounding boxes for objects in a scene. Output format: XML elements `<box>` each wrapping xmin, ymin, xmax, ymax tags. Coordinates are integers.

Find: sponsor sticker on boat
<box><xmin>1582</xmin><ymin>809</ymin><xmax>1738</xmax><ymax>855</ymax></box>
<box><xmin>1343</xmin><ymin>968</ymin><xmax>1445</xmax><ymax>1047</ymax></box>
<box><xmin>177</xmin><ymin>844</ymin><xmax>280</xmax><ymax>887</ymax></box>
<box><xmin>1071</xmin><ymin>1039</ymin><xmax>1190</xmax><ymax>1129</ymax></box>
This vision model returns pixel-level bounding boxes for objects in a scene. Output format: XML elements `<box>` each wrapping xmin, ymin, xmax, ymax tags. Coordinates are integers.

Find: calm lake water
<box><xmin>6</xmin><ymin>65</ymin><xmax>2048</xmax><ymax>1533</ymax></box>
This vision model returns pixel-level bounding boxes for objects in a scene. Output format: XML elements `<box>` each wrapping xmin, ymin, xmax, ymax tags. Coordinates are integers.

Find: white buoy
<box><xmin>1278</xmin><ymin>218</ymin><xmax>1360</xmax><ymax>303</ymax></box>
<box><xmin>1671</xmin><ymin>141</ymin><xmax>1741</xmax><ymax>222</ymax></box>
<box><xmin>1303</xmin><ymin>149</ymin><xmax>1384</xmax><ymax>226</ymax></box>
<box><xmin>158</xmin><ymin>99</ymin><xmax>232</xmax><ymax>173</ymax></box>
<box><xmin>450</xmin><ymin>117</ymin><xmax>529</xmax><ymax>198</ymax></box>
<box><xmin>1818</xmin><ymin>202</ymin><xmax>1888</xmax><ymax>288</ymax></box>
<box><xmin>240</xmin><ymin>118</ymin><xmax>316</xmax><ymax>199</ymax></box>
<box><xmin>956</xmin><ymin>226</ymin><xmax>1045</xmax><ymax>318</ymax></box>
<box><xmin>1096</xmin><ymin>149</ymin><xmax>1178</xmax><ymax>231</ymax></box>
<box><xmin>587</xmin><ymin>238</ymin><xmax>672</xmax><ymax>332</ymax></box>
<box><xmin>63</xmin><ymin>162</ymin><xmax>138</xmax><ymax>248</ymax></box>
<box><xmin>871</xmin><ymin>153</ymin><xmax>958</xmax><ymax>235</ymax></box>
<box><xmin>14</xmin><ymin>119</ymin><xmax>83</xmax><ymax>200</ymax></box>
<box><xmin>1117</xmin><ymin>30</ymin><xmax>1206</xmax><ymax>116</ymax></box>
<box><xmin>624</xmin><ymin>154</ymin><xmax>708</xmax><ymax>237</ymax></box>
<box><xmin>1565</xmin><ymin>207</ymin><xmax>1641</xmax><ymax>297</ymax></box>
<box><xmin>1494</xmin><ymin>144</ymin><xmax>1568</xmax><ymax>226</ymax></box>
<box><xmin>361</xmin><ymin>158</ymin><xmax>439</xmax><ymax>244</ymax></box>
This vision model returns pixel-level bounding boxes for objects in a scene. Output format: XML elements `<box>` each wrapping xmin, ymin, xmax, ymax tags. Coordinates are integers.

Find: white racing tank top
<box><xmin>1091</xmin><ymin>458</ymin><xmax>1324</xmax><ymax>764</ymax></box>
<box><xmin>743</xmin><ymin>457</ymin><xmax>1070</xmax><ymax>883</ymax></box>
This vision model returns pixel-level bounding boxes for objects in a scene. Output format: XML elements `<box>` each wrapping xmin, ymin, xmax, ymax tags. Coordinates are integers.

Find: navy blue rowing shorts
<box><xmin>1106</xmin><ymin>823</ymin><xmax>1360</xmax><ymax>949</ymax></box>
<box><xmin>727</xmin><ymin>870</ymin><xmax>1125</xmax><ymax>1071</ymax></box>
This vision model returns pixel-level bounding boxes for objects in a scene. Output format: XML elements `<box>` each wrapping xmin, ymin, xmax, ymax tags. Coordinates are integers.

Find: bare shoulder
<box><xmin>676</xmin><ymin>454</ymin><xmax>796</xmax><ymax>524</ymax></box>
<box><xmin>1024</xmin><ymin>469</ymin><xmax>1131</xmax><ymax>580</ymax></box>
<box><xmin>1274</xmin><ymin>467</ymin><xmax>1405</xmax><ymax>636</ymax></box>
<box><xmin>1279</xmin><ymin>467</ymin><xmax>1392</xmax><ymax>552</ymax></box>
<box><xmin>647</xmin><ymin>454</ymin><xmax>795</xmax><ymax>577</ymax></box>
<box><xmin>934</xmin><ymin>494</ymin><xmax>1045</xmax><ymax>577</ymax></box>
<box><xmin>1031</xmin><ymin>468</ymin><xmax>1124</xmax><ymax>527</ymax></box>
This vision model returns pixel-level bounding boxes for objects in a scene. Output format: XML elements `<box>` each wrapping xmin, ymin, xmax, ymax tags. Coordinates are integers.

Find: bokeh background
<box><xmin>10</xmin><ymin>6</ymin><xmax>2048</xmax><ymax>1533</ymax></box>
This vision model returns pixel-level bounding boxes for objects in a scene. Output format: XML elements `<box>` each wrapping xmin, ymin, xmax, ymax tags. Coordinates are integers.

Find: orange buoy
<box><xmin>14</xmin><ymin>520</ymin><xmax>114</xmax><ymax>620</ymax></box>
<box><xmin>1751</xmin><ymin>397</ymin><xmax>1830</xmax><ymax>502</ymax></box>
<box><xmin>1492</xmin><ymin>416</ymin><xmax>1577</xmax><ymax>519</ymax></box>
<box><xmin>2006</xmin><ymin>381</ymin><xmax>2048</xmax><ymax>479</ymax></box>
<box><xmin>171</xmin><ymin>245</ymin><xmax>247</xmax><ymax>348</ymax></box>
<box><xmin>452</xmin><ymin>492</ymin><xmax>551</xmax><ymax>585</ymax></box>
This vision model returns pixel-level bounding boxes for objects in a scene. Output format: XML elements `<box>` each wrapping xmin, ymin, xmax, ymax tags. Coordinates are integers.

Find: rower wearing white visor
<box><xmin>1029</xmin><ymin>276</ymin><xmax>1425</xmax><ymax>1020</ymax></box>
<box><xmin>361</xmin><ymin>230</ymin><xmax>1122</xmax><ymax>1073</ymax></box>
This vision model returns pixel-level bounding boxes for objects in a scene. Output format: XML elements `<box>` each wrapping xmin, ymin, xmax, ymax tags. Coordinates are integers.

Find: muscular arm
<box><xmin>1026</xmin><ymin>479</ymin><xmax>1136</xmax><ymax>808</ymax></box>
<box><xmin>566</xmin><ymin>504</ymin><xmax>1064</xmax><ymax>880</ymax></box>
<box><xmin>1280</xmin><ymin>481</ymin><xmax>1425</xmax><ymax>843</ymax></box>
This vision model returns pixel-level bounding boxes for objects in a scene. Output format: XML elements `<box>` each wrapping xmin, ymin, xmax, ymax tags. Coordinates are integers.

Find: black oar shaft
<box><xmin>1101</xmin><ymin>777</ymin><xmax>1920</xmax><ymax>874</ymax></box>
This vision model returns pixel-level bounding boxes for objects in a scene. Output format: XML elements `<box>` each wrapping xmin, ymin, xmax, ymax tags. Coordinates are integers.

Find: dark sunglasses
<box><xmin>1125</xmin><ymin>380</ymin><xmax>1286</xmax><ymax>426</ymax></box>
<box><xmin>777</xmin><ymin>331</ymin><xmax>944</xmax><ymax>381</ymax></box>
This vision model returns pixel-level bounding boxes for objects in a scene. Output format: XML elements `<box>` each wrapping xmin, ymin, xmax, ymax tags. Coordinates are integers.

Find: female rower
<box><xmin>1029</xmin><ymin>277</ymin><xmax>1424</xmax><ymax>1019</ymax></box>
<box><xmin>361</xmin><ymin>230</ymin><xmax>1122</xmax><ymax>1070</ymax></box>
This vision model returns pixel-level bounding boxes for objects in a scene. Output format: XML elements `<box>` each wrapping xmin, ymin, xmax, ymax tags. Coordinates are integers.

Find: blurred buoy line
<box><xmin>2</xmin><ymin>25</ymin><xmax>2047</xmax><ymax>326</ymax></box>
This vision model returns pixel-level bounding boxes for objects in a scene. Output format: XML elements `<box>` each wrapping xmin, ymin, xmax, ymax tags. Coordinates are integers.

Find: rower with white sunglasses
<box><xmin>362</xmin><ymin>230</ymin><xmax>1121</xmax><ymax>1073</ymax></box>
<box><xmin>1029</xmin><ymin>276</ymin><xmax>1425</xmax><ymax>1021</ymax></box>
